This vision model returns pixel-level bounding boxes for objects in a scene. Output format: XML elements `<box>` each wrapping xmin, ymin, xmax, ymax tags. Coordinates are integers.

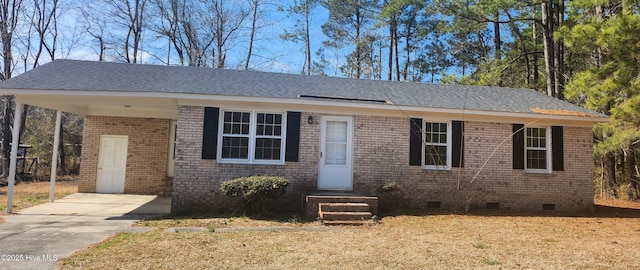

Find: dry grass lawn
<box><xmin>61</xmin><ymin>198</ymin><xmax>640</xmax><ymax>270</ymax></box>
<box><xmin>0</xmin><ymin>178</ymin><xmax>78</xmax><ymax>222</ymax></box>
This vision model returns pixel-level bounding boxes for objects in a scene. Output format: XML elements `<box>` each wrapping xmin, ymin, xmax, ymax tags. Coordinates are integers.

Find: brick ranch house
<box><xmin>0</xmin><ymin>60</ymin><xmax>607</xmax><ymax>214</ymax></box>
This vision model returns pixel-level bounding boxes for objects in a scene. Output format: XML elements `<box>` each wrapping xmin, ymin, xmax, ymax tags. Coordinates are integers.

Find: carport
<box><xmin>0</xmin><ymin>61</ymin><xmax>179</xmax><ymax>213</ymax></box>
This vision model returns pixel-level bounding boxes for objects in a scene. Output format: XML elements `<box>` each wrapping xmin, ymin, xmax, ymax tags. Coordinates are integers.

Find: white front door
<box><xmin>318</xmin><ymin>116</ymin><xmax>353</xmax><ymax>190</ymax></box>
<box><xmin>96</xmin><ymin>135</ymin><xmax>128</xmax><ymax>193</ymax></box>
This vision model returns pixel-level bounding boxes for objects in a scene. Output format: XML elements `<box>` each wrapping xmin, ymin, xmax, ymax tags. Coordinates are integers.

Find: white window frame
<box><xmin>217</xmin><ymin>110</ymin><xmax>287</xmax><ymax>165</ymax></box>
<box><xmin>422</xmin><ymin>121</ymin><xmax>452</xmax><ymax>170</ymax></box>
<box><xmin>524</xmin><ymin>126</ymin><xmax>552</xmax><ymax>173</ymax></box>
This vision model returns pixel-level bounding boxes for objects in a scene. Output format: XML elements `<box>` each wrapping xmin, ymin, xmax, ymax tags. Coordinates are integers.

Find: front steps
<box><xmin>305</xmin><ymin>194</ymin><xmax>378</xmax><ymax>225</ymax></box>
<box><xmin>319</xmin><ymin>203</ymin><xmax>374</xmax><ymax>225</ymax></box>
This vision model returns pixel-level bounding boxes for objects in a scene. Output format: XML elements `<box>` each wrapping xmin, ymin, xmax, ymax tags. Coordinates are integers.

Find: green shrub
<box><xmin>380</xmin><ymin>181</ymin><xmax>399</xmax><ymax>192</ymax></box>
<box><xmin>220</xmin><ymin>175</ymin><xmax>289</xmax><ymax>213</ymax></box>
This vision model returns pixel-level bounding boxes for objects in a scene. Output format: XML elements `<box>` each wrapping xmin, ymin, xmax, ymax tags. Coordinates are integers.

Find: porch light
<box><xmin>308</xmin><ymin>116</ymin><xmax>313</xmax><ymax>124</ymax></box>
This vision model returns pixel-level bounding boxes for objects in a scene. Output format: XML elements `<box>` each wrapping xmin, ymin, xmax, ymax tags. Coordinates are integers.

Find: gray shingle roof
<box><xmin>0</xmin><ymin>59</ymin><xmax>604</xmax><ymax>117</ymax></box>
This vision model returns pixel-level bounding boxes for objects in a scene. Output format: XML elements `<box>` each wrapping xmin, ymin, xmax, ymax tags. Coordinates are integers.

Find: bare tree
<box><xmin>79</xmin><ymin>2</ymin><xmax>108</xmax><ymax>61</ymax></box>
<box><xmin>208</xmin><ymin>0</ymin><xmax>249</xmax><ymax>68</ymax></box>
<box><xmin>25</xmin><ymin>0</ymin><xmax>59</xmax><ymax>68</ymax></box>
<box><xmin>244</xmin><ymin>0</ymin><xmax>258</xmax><ymax>70</ymax></box>
<box><xmin>281</xmin><ymin>0</ymin><xmax>318</xmax><ymax>75</ymax></box>
<box><xmin>0</xmin><ymin>0</ymin><xmax>24</xmax><ymax>177</ymax></box>
<box><xmin>150</xmin><ymin>0</ymin><xmax>216</xmax><ymax>67</ymax></box>
<box><xmin>118</xmin><ymin>0</ymin><xmax>146</xmax><ymax>63</ymax></box>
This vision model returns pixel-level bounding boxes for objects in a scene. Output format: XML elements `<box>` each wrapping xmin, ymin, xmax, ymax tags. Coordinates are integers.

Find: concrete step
<box><xmin>322</xmin><ymin>220</ymin><xmax>373</xmax><ymax>226</ymax></box>
<box><xmin>305</xmin><ymin>195</ymin><xmax>378</xmax><ymax>218</ymax></box>
<box><xmin>319</xmin><ymin>202</ymin><xmax>370</xmax><ymax>213</ymax></box>
<box><xmin>320</xmin><ymin>211</ymin><xmax>373</xmax><ymax>221</ymax></box>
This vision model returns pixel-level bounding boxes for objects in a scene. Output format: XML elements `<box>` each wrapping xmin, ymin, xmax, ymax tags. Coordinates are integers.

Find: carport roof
<box><xmin>0</xmin><ymin>59</ymin><xmax>607</xmax><ymax>122</ymax></box>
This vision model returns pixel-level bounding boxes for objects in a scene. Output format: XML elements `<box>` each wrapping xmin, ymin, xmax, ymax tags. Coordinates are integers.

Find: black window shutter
<box><xmin>452</xmin><ymin>121</ymin><xmax>464</xmax><ymax>168</ymax></box>
<box><xmin>202</xmin><ymin>107</ymin><xmax>219</xmax><ymax>159</ymax></box>
<box><xmin>285</xmin><ymin>112</ymin><xmax>301</xmax><ymax>162</ymax></box>
<box><xmin>409</xmin><ymin>118</ymin><xmax>423</xmax><ymax>166</ymax></box>
<box><xmin>552</xmin><ymin>126</ymin><xmax>564</xmax><ymax>171</ymax></box>
<box><xmin>512</xmin><ymin>124</ymin><xmax>525</xmax><ymax>169</ymax></box>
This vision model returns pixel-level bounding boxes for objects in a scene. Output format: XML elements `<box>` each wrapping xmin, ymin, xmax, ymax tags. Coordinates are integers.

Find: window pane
<box><xmin>425</xmin><ymin>145</ymin><xmax>447</xmax><ymax>166</ymax></box>
<box><xmin>527</xmin><ymin>149</ymin><xmax>547</xmax><ymax>169</ymax></box>
<box><xmin>326</xmin><ymin>121</ymin><xmax>347</xmax><ymax>143</ymax></box>
<box><xmin>423</xmin><ymin>122</ymin><xmax>448</xmax><ymax>167</ymax></box>
<box><xmin>222</xmin><ymin>137</ymin><xmax>249</xmax><ymax>159</ymax></box>
<box><xmin>224</xmin><ymin>111</ymin><xmax>250</xmax><ymax>135</ymax></box>
<box><xmin>439</xmin><ymin>123</ymin><xmax>446</xmax><ymax>133</ymax></box>
<box><xmin>326</xmin><ymin>142</ymin><xmax>347</xmax><ymax>165</ymax></box>
<box><xmin>256</xmin><ymin>113</ymin><xmax>283</xmax><ymax>137</ymax></box>
<box><xmin>220</xmin><ymin>111</ymin><xmax>284</xmax><ymax>162</ymax></box>
<box><xmin>425</xmin><ymin>134</ymin><xmax>433</xmax><ymax>143</ymax></box>
<box><xmin>526</xmin><ymin>127</ymin><xmax>547</xmax><ymax>170</ymax></box>
<box><xmin>255</xmin><ymin>138</ymin><xmax>281</xmax><ymax>160</ymax></box>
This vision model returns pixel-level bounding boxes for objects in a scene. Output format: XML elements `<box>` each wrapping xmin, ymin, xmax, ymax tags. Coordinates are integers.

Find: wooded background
<box><xmin>0</xmin><ymin>0</ymin><xmax>638</xmax><ymax>200</ymax></box>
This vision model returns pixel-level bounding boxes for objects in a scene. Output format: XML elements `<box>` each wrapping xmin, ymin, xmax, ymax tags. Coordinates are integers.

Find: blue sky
<box><xmin>59</xmin><ymin>0</ymin><xmax>331</xmax><ymax>75</ymax></box>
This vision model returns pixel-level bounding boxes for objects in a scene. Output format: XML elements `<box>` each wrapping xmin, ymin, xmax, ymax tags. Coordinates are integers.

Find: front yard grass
<box><xmin>61</xmin><ymin>198</ymin><xmax>640</xmax><ymax>269</ymax></box>
<box><xmin>0</xmin><ymin>178</ymin><xmax>78</xmax><ymax>222</ymax></box>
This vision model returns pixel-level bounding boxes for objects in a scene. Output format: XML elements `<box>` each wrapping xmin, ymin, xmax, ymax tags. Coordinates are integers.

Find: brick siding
<box><xmin>172</xmin><ymin>106</ymin><xmax>594</xmax><ymax>213</ymax></box>
<box><xmin>78</xmin><ymin>116</ymin><xmax>171</xmax><ymax>195</ymax></box>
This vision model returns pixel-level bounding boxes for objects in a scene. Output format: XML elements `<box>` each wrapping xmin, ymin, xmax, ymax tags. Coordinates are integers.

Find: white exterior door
<box><xmin>318</xmin><ymin>116</ymin><xmax>353</xmax><ymax>190</ymax></box>
<box><xmin>96</xmin><ymin>135</ymin><xmax>128</xmax><ymax>193</ymax></box>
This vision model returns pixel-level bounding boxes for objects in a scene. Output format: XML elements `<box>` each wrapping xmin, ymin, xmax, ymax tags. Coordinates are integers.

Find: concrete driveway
<box><xmin>0</xmin><ymin>193</ymin><xmax>170</xmax><ymax>270</ymax></box>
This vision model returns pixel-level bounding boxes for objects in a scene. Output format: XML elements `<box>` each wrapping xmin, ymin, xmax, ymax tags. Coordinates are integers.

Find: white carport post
<box><xmin>49</xmin><ymin>110</ymin><xmax>62</xmax><ymax>202</ymax></box>
<box><xmin>6</xmin><ymin>101</ymin><xmax>23</xmax><ymax>214</ymax></box>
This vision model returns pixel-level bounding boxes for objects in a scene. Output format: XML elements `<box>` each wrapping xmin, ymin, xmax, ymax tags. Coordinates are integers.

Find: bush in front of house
<box><xmin>220</xmin><ymin>175</ymin><xmax>289</xmax><ymax>214</ymax></box>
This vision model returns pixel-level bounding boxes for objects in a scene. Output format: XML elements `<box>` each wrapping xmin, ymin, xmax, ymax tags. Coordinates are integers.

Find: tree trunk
<box><xmin>393</xmin><ymin>22</ymin><xmax>399</xmax><ymax>81</ymax></box>
<box><xmin>244</xmin><ymin>0</ymin><xmax>258</xmax><ymax>70</ymax></box>
<box><xmin>532</xmin><ymin>23</ymin><xmax>539</xmax><ymax>86</ymax></box>
<box><xmin>1</xmin><ymin>96</ymin><xmax>12</xmax><ymax>177</ymax></box>
<box><xmin>58</xmin><ymin>113</ymin><xmax>66</xmax><ymax>175</ymax></box>
<box><xmin>304</xmin><ymin>0</ymin><xmax>311</xmax><ymax>75</ymax></box>
<box><xmin>354</xmin><ymin>5</ymin><xmax>361</xmax><ymax>78</ymax></box>
<box><xmin>604</xmin><ymin>151</ymin><xmax>617</xmax><ymax>198</ymax></box>
<box><xmin>1</xmin><ymin>25</ymin><xmax>14</xmax><ymax>178</ymax></box>
<box><xmin>624</xmin><ymin>147</ymin><xmax>638</xmax><ymax>199</ymax></box>
<box><xmin>553</xmin><ymin>0</ymin><xmax>564</xmax><ymax>100</ymax></box>
<box><xmin>387</xmin><ymin>15</ymin><xmax>394</xmax><ymax>81</ymax></box>
<box><xmin>494</xmin><ymin>12</ymin><xmax>501</xmax><ymax>60</ymax></box>
<box><xmin>541</xmin><ymin>0</ymin><xmax>555</xmax><ymax>97</ymax></box>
